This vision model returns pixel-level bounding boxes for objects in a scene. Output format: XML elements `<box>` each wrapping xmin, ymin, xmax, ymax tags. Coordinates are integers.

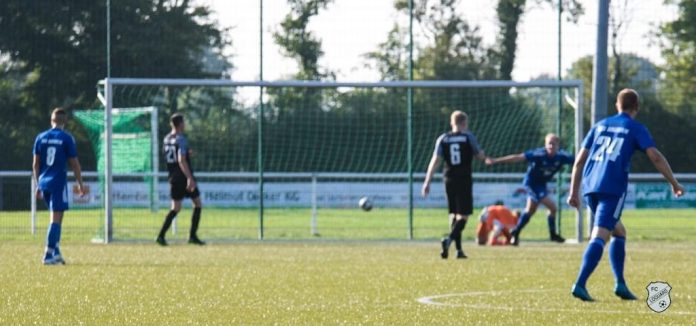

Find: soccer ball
<box><xmin>358</xmin><ymin>197</ymin><xmax>373</xmax><ymax>211</ymax></box>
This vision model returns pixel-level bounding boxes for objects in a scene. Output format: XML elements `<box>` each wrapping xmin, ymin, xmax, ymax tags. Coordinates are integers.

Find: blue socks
<box><xmin>575</xmin><ymin>237</ymin><xmax>605</xmax><ymax>288</ymax></box>
<box><xmin>609</xmin><ymin>236</ymin><xmax>627</xmax><ymax>284</ymax></box>
<box><xmin>515</xmin><ymin>212</ymin><xmax>531</xmax><ymax>232</ymax></box>
<box><xmin>46</xmin><ymin>222</ymin><xmax>62</xmax><ymax>253</ymax></box>
<box><xmin>547</xmin><ymin>215</ymin><xmax>556</xmax><ymax>235</ymax></box>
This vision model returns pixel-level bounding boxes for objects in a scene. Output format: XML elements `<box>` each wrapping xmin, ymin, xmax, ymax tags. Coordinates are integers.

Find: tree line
<box><xmin>1</xmin><ymin>0</ymin><xmax>694</xmax><ymax>174</ymax></box>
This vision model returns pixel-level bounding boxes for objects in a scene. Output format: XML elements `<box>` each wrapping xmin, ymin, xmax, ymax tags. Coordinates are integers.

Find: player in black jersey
<box><xmin>156</xmin><ymin>113</ymin><xmax>205</xmax><ymax>246</ymax></box>
<box><xmin>422</xmin><ymin>111</ymin><xmax>488</xmax><ymax>259</ymax></box>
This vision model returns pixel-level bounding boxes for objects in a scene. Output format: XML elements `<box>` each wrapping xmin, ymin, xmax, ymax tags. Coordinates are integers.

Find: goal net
<box><xmin>91</xmin><ymin>78</ymin><xmax>583</xmax><ymax>243</ymax></box>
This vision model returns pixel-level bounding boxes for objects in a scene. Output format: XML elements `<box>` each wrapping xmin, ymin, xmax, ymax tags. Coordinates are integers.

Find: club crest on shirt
<box><xmin>646</xmin><ymin>281</ymin><xmax>671</xmax><ymax>313</ymax></box>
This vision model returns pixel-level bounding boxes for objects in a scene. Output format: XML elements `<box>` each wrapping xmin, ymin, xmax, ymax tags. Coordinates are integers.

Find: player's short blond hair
<box><xmin>51</xmin><ymin>107</ymin><xmax>67</xmax><ymax>125</ymax></box>
<box><xmin>450</xmin><ymin>110</ymin><xmax>468</xmax><ymax>126</ymax></box>
<box><xmin>545</xmin><ymin>133</ymin><xmax>559</xmax><ymax>144</ymax></box>
<box><xmin>617</xmin><ymin>88</ymin><xmax>639</xmax><ymax>112</ymax></box>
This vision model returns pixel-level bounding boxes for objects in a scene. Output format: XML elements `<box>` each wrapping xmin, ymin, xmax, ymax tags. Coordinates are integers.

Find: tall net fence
<box><xmin>83</xmin><ymin>79</ymin><xmax>581</xmax><ymax>242</ymax></box>
<box><xmin>3</xmin><ymin>78</ymin><xmax>695</xmax><ymax>243</ymax></box>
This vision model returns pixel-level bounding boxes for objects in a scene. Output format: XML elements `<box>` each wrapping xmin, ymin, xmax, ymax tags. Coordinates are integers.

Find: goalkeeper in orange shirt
<box><xmin>476</xmin><ymin>201</ymin><xmax>520</xmax><ymax>245</ymax></box>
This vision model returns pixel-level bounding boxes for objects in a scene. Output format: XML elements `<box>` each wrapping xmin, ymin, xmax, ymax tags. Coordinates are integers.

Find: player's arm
<box><xmin>474</xmin><ymin>150</ymin><xmax>488</xmax><ymax>162</ymax></box>
<box><xmin>177</xmin><ymin>152</ymin><xmax>196</xmax><ymax>191</ymax></box>
<box><xmin>467</xmin><ymin>133</ymin><xmax>488</xmax><ymax>163</ymax></box>
<box><xmin>422</xmin><ymin>154</ymin><xmax>442</xmax><ymax>197</ymax></box>
<box><xmin>566</xmin><ymin>148</ymin><xmax>589</xmax><ymax>208</ymax></box>
<box><xmin>485</xmin><ymin>153</ymin><xmax>525</xmax><ymax>166</ymax></box>
<box><xmin>68</xmin><ymin>157</ymin><xmax>86</xmax><ymax>196</ymax></box>
<box><xmin>646</xmin><ymin>147</ymin><xmax>685</xmax><ymax>197</ymax></box>
<box><xmin>32</xmin><ymin>155</ymin><xmax>42</xmax><ymax>199</ymax></box>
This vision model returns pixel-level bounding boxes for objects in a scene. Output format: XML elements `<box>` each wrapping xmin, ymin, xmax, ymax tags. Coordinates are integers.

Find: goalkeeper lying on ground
<box><xmin>476</xmin><ymin>201</ymin><xmax>519</xmax><ymax>246</ymax></box>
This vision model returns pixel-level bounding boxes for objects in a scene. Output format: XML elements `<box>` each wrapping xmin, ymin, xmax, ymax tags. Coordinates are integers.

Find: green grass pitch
<box><xmin>1</xmin><ymin>209</ymin><xmax>695</xmax><ymax>324</ymax></box>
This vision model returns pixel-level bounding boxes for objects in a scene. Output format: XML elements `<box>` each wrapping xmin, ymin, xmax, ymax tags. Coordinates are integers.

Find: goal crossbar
<box><xmin>101</xmin><ymin>78</ymin><xmax>582</xmax><ymax>89</ymax></box>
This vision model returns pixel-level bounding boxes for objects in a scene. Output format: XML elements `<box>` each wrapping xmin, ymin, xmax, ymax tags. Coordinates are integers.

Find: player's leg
<box><xmin>43</xmin><ymin>188</ymin><xmax>68</xmax><ymax>265</ymax></box>
<box><xmin>607</xmin><ymin>198</ymin><xmax>636</xmax><ymax>300</ymax></box>
<box><xmin>188</xmin><ymin>190</ymin><xmax>205</xmax><ymax>245</ymax></box>
<box><xmin>511</xmin><ymin>195</ymin><xmax>539</xmax><ymax>245</ymax></box>
<box><xmin>489</xmin><ymin>221</ymin><xmax>504</xmax><ymax>245</ymax></box>
<box><xmin>157</xmin><ymin>199</ymin><xmax>182</xmax><ymax>246</ymax></box>
<box><xmin>441</xmin><ymin>181</ymin><xmax>457</xmax><ymax>258</ymax></box>
<box><xmin>539</xmin><ymin>196</ymin><xmax>564</xmax><ymax>242</ymax></box>
<box><xmin>158</xmin><ymin>180</ymin><xmax>186</xmax><ymax>245</ymax></box>
<box><xmin>449</xmin><ymin>180</ymin><xmax>472</xmax><ymax>258</ymax></box>
<box><xmin>450</xmin><ymin>214</ymin><xmax>469</xmax><ymax>259</ymax></box>
<box><xmin>475</xmin><ymin>221</ymin><xmax>489</xmax><ymax>245</ymax></box>
<box><xmin>572</xmin><ymin>193</ymin><xmax>620</xmax><ymax>301</ymax></box>
<box><xmin>501</xmin><ymin>225</ymin><xmax>513</xmax><ymax>245</ymax></box>
<box><xmin>158</xmin><ymin>199</ymin><xmax>181</xmax><ymax>244</ymax></box>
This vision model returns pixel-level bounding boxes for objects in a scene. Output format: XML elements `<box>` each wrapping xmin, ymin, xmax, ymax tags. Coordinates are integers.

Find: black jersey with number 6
<box><xmin>163</xmin><ymin>132</ymin><xmax>192</xmax><ymax>182</ymax></box>
<box><xmin>433</xmin><ymin>131</ymin><xmax>482</xmax><ymax>181</ymax></box>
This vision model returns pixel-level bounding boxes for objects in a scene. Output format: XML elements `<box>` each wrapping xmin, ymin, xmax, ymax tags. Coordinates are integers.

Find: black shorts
<box><xmin>444</xmin><ymin>178</ymin><xmax>473</xmax><ymax>216</ymax></box>
<box><xmin>170</xmin><ymin>179</ymin><xmax>200</xmax><ymax>201</ymax></box>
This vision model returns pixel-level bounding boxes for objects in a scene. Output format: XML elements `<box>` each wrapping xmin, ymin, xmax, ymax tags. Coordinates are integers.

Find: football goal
<box><xmin>88</xmin><ymin>78</ymin><xmax>584</xmax><ymax>243</ymax></box>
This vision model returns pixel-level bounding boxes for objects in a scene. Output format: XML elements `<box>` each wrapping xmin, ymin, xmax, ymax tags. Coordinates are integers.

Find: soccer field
<box><xmin>1</xmin><ymin>241</ymin><xmax>696</xmax><ymax>324</ymax></box>
<box><xmin>1</xmin><ymin>209</ymin><xmax>695</xmax><ymax>324</ymax></box>
<box><xmin>4</xmin><ymin>208</ymin><xmax>695</xmax><ymax>242</ymax></box>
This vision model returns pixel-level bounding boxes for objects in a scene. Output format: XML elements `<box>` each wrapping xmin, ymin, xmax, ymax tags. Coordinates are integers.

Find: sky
<box><xmin>201</xmin><ymin>0</ymin><xmax>678</xmax><ymax>82</ymax></box>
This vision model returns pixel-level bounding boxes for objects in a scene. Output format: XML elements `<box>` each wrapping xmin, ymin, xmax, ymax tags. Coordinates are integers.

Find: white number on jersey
<box><xmin>164</xmin><ymin>145</ymin><xmax>177</xmax><ymax>164</ymax></box>
<box><xmin>46</xmin><ymin>146</ymin><xmax>56</xmax><ymax>166</ymax></box>
<box><xmin>592</xmin><ymin>135</ymin><xmax>624</xmax><ymax>162</ymax></box>
<box><xmin>450</xmin><ymin>143</ymin><xmax>461</xmax><ymax>165</ymax></box>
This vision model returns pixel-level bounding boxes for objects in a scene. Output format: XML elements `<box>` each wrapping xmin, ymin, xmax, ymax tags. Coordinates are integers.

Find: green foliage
<box><xmin>494</xmin><ymin>0</ymin><xmax>583</xmax><ymax>79</ymax></box>
<box><xmin>566</xmin><ymin>53</ymin><xmax>696</xmax><ymax>173</ymax></box>
<box><xmin>0</xmin><ymin>0</ymin><xmax>231</xmax><ymax>170</ymax></box>
<box><xmin>660</xmin><ymin>0</ymin><xmax>696</xmax><ymax>119</ymax></box>
<box><xmin>0</xmin><ymin>61</ymin><xmax>44</xmax><ymax>169</ymax></box>
<box><xmin>363</xmin><ymin>25</ymin><xmax>410</xmax><ymax>81</ymax></box>
<box><xmin>392</xmin><ymin>0</ymin><xmax>498</xmax><ymax>80</ymax></box>
<box><xmin>272</xmin><ymin>0</ymin><xmax>334</xmax><ymax>80</ymax></box>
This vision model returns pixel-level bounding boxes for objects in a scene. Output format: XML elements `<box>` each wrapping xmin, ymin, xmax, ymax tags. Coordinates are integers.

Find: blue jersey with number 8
<box><xmin>33</xmin><ymin>128</ymin><xmax>78</xmax><ymax>192</ymax></box>
<box><xmin>581</xmin><ymin>112</ymin><xmax>655</xmax><ymax>195</ymax></box>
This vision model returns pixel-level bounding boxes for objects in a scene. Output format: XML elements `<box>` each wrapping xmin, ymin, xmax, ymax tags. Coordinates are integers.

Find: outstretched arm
<box><xmin>646</xmin><ymin>147</ymin><xmax>685</xmax><ymax>197</ymax></box>
<box><xmin>421</xmin><ymin>154</ymin><xmax>442</xmax><ymax>197</ymax></box>
<box><xmin>475</xmin><ymin>151</ymin><xmax>489</xmax><ymax>162</ymax></box>
<box><xmin>485</xmin><ymin>153</ymin><xmax>525</xmax><ymax>166</ymax></box>
<box><xmin>567</xmin><ymin>148</ymin><xmax>589</xmax><ymax>208</ymax></box>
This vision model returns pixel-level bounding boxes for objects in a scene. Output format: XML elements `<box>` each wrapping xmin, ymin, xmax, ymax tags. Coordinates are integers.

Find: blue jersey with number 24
<box><xmin>581</xmin><ymin>112</ymin><xmax>655</xmax><ymax>196</ymax></box>
<box><xmin>33</xmin><ymin>128</ymin><xmax>78</xmax><ymax>192</ymax></box>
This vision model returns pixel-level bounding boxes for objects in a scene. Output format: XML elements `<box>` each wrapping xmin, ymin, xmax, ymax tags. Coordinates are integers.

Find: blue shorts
<box><xmin>525</xmin><ymin>184</ymin><xmax>548</xmax><ymax>203</ymax></box>
<box><xmin>585</xmin><ymin>192</ymin><xmax>626</xmax><ymax>231</ymax></box>
<box><xmin>42</xmin><ymin>186</ymin><xmax>69</xmax><ymax>212</ymax></box>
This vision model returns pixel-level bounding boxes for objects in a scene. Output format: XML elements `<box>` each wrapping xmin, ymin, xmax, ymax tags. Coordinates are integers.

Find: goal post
<box><xmin>99</xmin><ymin>78</ymin><xmax>584</xmax><ymax>243</ymax></box>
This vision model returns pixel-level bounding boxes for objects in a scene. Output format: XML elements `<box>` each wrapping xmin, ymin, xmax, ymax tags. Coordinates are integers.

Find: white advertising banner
<box><xmin>68</xmin><ymin>180</ymin><xmax>590</xmax><ymax>210</ymax></box>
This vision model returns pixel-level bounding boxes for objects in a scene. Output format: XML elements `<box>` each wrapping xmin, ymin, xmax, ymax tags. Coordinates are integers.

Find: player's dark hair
<box><xmin>170</xmin><ymin>113</ymin><xmax>184</xmax><ymax>128</ymax></box>
<box><xmin>617</xmin><ymin>88</ymin><xmax>639</xmax><ymax>112</ymax></box>
<box><xmin>51</xmin><ymin>107</ymin><xmax>67</xmax><ymax>124</ymax></box>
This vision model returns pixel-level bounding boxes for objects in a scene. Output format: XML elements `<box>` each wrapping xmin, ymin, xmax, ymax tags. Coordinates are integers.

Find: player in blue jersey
<box><xmin>423</xmin><ymin>110</ymin><xmax>488</xmax><ymax>259</ymax></box>
<box><xmin>32</xmin><ymin>108</ymin><xmax>86</xmax><ymax>265</ymax></box>
<box><xmin>156</xmin><ymin>113</ymin><xmax>205</xmax><ymax>246</ymax></box>
<box><xmin>567</xmin><ymin>89</ymin><xmax>684</xmax><ymax>302</ymax></box>
<box><xmin>485</xmin><ymin>133</ymin><xmax>574</xmax><ymax>245</ymax></box>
